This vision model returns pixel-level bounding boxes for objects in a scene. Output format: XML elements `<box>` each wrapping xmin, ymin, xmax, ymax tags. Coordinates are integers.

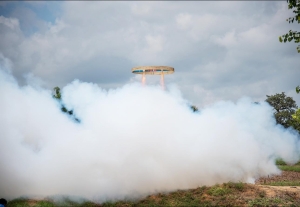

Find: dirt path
<box><xmin>254</xmin><ymin>171</ymin><xmax>300</xmax><ymax>203</ymax></box>
<box><xmin>257</xmin><ymin>185</ymin><xmax>300</xmax><ymax>197</ymax></box>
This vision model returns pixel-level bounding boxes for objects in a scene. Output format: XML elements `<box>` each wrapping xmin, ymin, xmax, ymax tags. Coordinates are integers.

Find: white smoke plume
<box><xmin>0</xmin><ymin>68</ymin><xmax>299</xmax><ymax>203</ymax></box>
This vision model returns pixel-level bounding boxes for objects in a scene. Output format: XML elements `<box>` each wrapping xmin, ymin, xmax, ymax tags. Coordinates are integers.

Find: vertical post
<box><xmin>160</xmin><ymin>72</ymin><xmax>165</xmax><ymax>90</ymax></box>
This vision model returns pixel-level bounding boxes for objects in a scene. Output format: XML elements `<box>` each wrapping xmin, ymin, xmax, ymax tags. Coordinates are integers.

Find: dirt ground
<box><xmin>254</xmin><ymin>171</ymin><xmax>300</xmax><ymax>204</ymax></box>
<box><xmin>255</xmin><ymin>171</ymin><xmax>300</xmax><ymax>185</ymax></box>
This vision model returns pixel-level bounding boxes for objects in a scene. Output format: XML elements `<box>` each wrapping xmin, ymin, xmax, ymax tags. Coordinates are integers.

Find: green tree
<box><xmin>53</xmin><ymin>86</ymin><xmax>62</xmax><ymax>99</ymax></box>
<box><xmin>279</xmin><ymin>0</ymin><xmax>300</xmax><ymax>53</ymax></box>
<box><xmin>266</xmin><ymin>92</ymin><xmax>298</xmax><ymax>128</ymax></box>
<box><xmin>291</xmin><ymin>109</ymin><xmax>300</xmax><ymax>132</ymax></box>
<box><xmin>292</xmin><ymin>108</ymin><xmax>300</xmax><ymax>122</ymax></box>
<box><xmin>296</xmin><ymin>86</ymin><xmax>300</xmax><ymax>94</ymax></box>
<box><xmin>190</xmin><ymin>105</ymin><xmax>199</xmax><ymax>112</ymax></box>
<box><xmin>291</xmin><ymin>87</ymin><xmax>300</xmax><ymax>132</ymax></box>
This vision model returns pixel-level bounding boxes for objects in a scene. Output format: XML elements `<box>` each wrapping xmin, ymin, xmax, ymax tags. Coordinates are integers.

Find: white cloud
<box><xmin>144</xmin><ymin>35</ymin><xmax>164</xmax><ymax>53</ymax></box>
<box><xmin>0</xmin><ymin>1</ymin><xmax>299</xmax><ymax>106</ymax></box>
<box><xmin>176</xmin><ymin>13</ymin><xmax>192</xmax><ymax>30</ymax></box>
<box><xmin>214</xmin><ymin>30</ymin><xmax>237</xmax><ymax>47</ymax></box>
<box><xmin>131</xmin><ymin>3</ymin><xmax>151</xmax><ymax>16</ymax></box>
<box><xmin>0</xmin><ymin>15</ymin><xmax>20</xmax><ymax>30</ymax></box>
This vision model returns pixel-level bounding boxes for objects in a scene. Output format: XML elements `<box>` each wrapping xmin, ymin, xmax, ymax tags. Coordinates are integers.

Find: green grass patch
<box><xmin>207</xmin><ymin>185</ymin><xmax>232</xmax><ymax>196</ymax></box>
<box><xmin>264</xmin><ymin>180</ymin><xmax>300</xmax><ymax>186</ymax></box>
<box><xmin>278</xmin><ymin>165</ymin><xmax>300</xmax><ymax>172</ymax></box>
<box><xmin>225</xmin><ymin>182</ymin><xmax>245</xmax><ymax>191</ymax></box>
<box><xmin>32</xmin><ymin>201</ymin><xmax>56</xmax><ymax>207</ymax></box>
<box><xmin>102</xmin><ymin>201</ymin><xmax>136</xmax><ymax>207</ymax></box>
<box><xmin>276</xmin><ymin>158</ymin><xmax>300</xmax><ymax>172</ymax></box>
<box><xmin>7</xmin><ymin>198</ymin><xmax>102</xmax><ymax>207</ymax></box>
<box><xmin>276</xmin><ymin>158</ymin><xmax>300</xmax><ymax>166</ymax></box>
<box><xmin>7</xmin><ymin>198</ymin><xmax>30</xmax><ymax>207</ymax></box>
<box><xmin>276</xmin><ymin>158</ymin><xmax>287</xmax><ymax>165</ymax></box>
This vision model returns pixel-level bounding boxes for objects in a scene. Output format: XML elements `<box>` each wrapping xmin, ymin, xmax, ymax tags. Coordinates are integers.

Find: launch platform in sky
<box><xmin>132</xmin><ymin>66</ymin><xmax>174</xmax><ymax>89</ymax></box>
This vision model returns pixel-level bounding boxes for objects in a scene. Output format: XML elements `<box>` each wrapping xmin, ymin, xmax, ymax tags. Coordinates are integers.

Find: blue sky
<box><xmin>0</xmin><ymin>1</ymin><xmax>299</xmax><ymax>107</ymax></box>
<box><xmin>0</xmin><ymin>2</ymin><xmax>61</xmax><ymax>35</ymax></box>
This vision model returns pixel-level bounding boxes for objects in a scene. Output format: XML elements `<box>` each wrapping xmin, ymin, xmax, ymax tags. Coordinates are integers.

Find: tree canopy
<box><xmin>279</xmin><ymin>0</ymin><xmax>300</xmax><ymax>53</ymax></box>
<box><xmin>53</xmin><ymin>86</ymin><xmax>61</xmax><ymax>99</ymax></box>
<box><xmin>266</xmin><ymin>92</ymin><xmax>298</xmax><ymax>128</ymax></box>
<box><xmin>190</xmin><ymin>105</ymin><xmax>199</xmax><ymax>112</ymax></box>
<box><xmin>296</xmin><ymin>86</ymin><xmax>300</xmax><ymax>94</ymax></box>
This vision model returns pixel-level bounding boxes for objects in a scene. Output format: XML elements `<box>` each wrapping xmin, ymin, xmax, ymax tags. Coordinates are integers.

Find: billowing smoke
<box><xmin>0</xmin><ymin>68</ymin><xmax>299</xmax><ymax>203</ymax></box>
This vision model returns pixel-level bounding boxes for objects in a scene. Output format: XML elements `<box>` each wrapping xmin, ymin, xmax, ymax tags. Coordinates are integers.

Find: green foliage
<box><xmin>190</xmin><ymin>105</ymin><xmax>199</xmax><ymax>112</ymax></box>
<box><xmin>292</xmin><ymin>108</ymin><xmax>300</xmax><ymax>122</ymax></box>
<box><xmin>277</xmin><ymin>159</ymin><xmax>300</xmax><ymax>171</ymax></box>
<box><xmin>275</xmin><ymin>158</ymin><xmax>287</xmax><ymax>165</ymax></box>
<box><xmin>278</xmin><ymin>165</ymin><xmax>300</xmax><ymax>172</ymax></box>
<box><xmin>264</xmin><ymin>181</ymin><xmax>300</xmax><ymax>186</ymax></box>
<box><xmin>265</xmin><ymin>92</ymin><xmax>298</xmax><ymax>129</ymax></box>
<box><xmin>207</xmin><ymin>185</ymin><xmax>231</xmax><ymax>196</ymax></box>
<box><xmin>33</xmin><ymin>201</ymin><xmax>56</xmax><ymax>207</ymax></box>
<box><xmin>279</xmin><ymin>0</ymin><xmax>300</xmax><ymax>53</ymax></box>
<box><xmin>291</xmin><ymin>108</ymin><xmax>300</xmax><ymax>132</ymax></box>
<box><xmin>248</xmin><ymin>197</ymin><xmax>284</xmax><ymax>207</ymax></box>
<box><xmin>53</xmin><ymin>86</ymin><xmax>61</xmax><ymax>100</ymax></box>
<box><xmin>296</xmin><ymin>86</ymin><xmax>300</xmax><ymax>94</ymax></box>
<box><xmin>50</xmin><ymin>198</ymin><xmax>102</xmax><ymax>207</ymax></box>
<box><xmin>293</xmin><ymin>86</ymin><xmax>300</xmax><ymax>130</ymax></box>
<box><xmin>7</xmin><ymin>198</ymin><xmax>30</xmax><ymax>207</ymax></box>
<box><xmin>225</xmin><ymin>182</ymin><xmax>245</xmax><ymax>191</ymax></box>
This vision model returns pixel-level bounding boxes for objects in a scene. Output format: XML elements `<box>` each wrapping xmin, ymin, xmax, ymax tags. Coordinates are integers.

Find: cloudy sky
<box><xmin>0</xmin><ymin>1</ymin><xmax>299</xmax><ymax>107</ymax></box>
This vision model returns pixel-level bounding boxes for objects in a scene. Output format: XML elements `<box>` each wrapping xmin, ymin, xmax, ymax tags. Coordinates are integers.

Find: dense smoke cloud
<box><xmin>0</xmin><ymin>68</ymin><xmax>299</xmax><ymax>203</ymax></box>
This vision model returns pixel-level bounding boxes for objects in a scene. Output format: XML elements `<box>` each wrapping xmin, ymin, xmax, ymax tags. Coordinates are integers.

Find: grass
<box><xmin>276</xmin><ymin>158</ymin><xmax>287</xmax><ymax>165</ymax></box>
<box><xmin>5</xmin><ymin>159</ymin><xmax>300</xmax><ymax>207</ymax></box>
<box><xmin>278</xmin><ymin>165</ymin><xmax>300</xmax><ymax>172</ymax></box>
<box><xmin>264</xmin><ymin>180</ymin><xmax>300</xmax><ymax>186</ymax></box>
<box><xmin>7</xmin><ymin>198</ymin><xmax>30</xmax><ymax>207</ymax></box>
<box><xmin>7</xmin><ymin>198</ymin><xmax>101</xmax><ymax>207</ymax></box>
<box><xmin>207</xmin><ymin>185</ymin><xmax>231</xmax><ymax>196</ymax></box>
<box><xmin>4</xmin><ymin>159</ymin><xmax>300</xmax><ymax>207</ymax></box>
<box><xmin>6</xmin><ymin>180</ymin><xmax>300</xmax><ymax>207</ymax></box>
<box><xmin>248</xmin><ymin>197</ymin><xmax>284</xmax><ymax>207</ymax></box>
<box><xmin>262</xmin><ymin>159</ymin><xmax>300</xmax><ymax>186</ymax></box>
<box><xmin>225</xmin><ymin>182</ymin><xmax>246</xmax><ymax>191</ymax></box>
<box><xmin>276</xmin><ymin>158</ymin><xmax>300</xmax><ymax>172</ymax></box>
<box><xmin>33</xmin><ymin>201</ymin><xmax>56</xmax><ymax>207</ymax></box>
<box><xmin>4</xmin><ymin>183</ymin><xmax>268</xmax><ymax>207</ymax></box>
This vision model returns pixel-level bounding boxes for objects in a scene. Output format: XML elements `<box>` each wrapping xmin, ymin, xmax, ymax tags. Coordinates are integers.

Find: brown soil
<box><xmin>255</xmin><ymin>171</ymin><xmax>300</xmax><ymax>185</ymax></box>
<box><xmin>256</xmin><ymin>185</ymin><xmax>300</xmax><ymax>197</ymax></box>
<box><xmin>251</xmin><ymin>171</ymin><xmax>300</xmax><ymax>206</ymax></box>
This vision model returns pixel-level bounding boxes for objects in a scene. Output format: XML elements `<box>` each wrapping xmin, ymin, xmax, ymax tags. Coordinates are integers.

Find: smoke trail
<box><xmin>0</xmin><ymin>68</ymin><xmax>299</xmax><ymax>203</ymax></box>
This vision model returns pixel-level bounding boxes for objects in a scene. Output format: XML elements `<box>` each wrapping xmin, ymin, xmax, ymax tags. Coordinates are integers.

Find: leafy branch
<box><xmin>279</xmin><ymin>0</ymin><xmax>300</xmax><ymax>53</ymax></box>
